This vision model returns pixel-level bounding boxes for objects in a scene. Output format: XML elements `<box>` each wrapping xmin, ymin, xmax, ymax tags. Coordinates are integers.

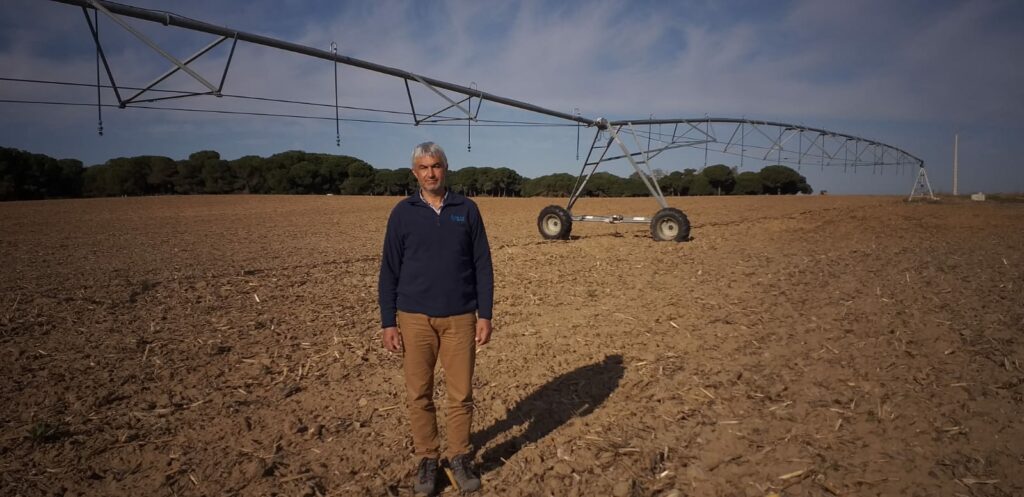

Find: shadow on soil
<box><xmin>471</xmin><ymin>354</ymin><xmax>625</xmax><ymax>473</ymax></box>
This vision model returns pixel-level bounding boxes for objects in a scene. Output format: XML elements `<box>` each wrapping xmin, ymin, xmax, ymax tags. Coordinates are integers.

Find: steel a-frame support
<box><xmin>539</xmin><ymin>118</ymin><xmax>691</xmax><ymax>242</ymax></box>
<box><xmin>565</xmin><ymin>118</ymin><xmax>668</xmax><ymax>224</ymax></box>
<box><xmin>908</xmin><ymin>166</ymin><xmax>937</xmax><ymax>201</ymax></box>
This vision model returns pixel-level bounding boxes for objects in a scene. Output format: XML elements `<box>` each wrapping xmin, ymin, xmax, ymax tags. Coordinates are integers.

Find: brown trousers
<box><xmin>397</xmin><ymin>310</ymin><xmax>477</xmax><ymax>460</ymax></box>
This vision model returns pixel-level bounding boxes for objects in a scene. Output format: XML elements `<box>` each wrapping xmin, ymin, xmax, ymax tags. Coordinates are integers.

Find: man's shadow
<box><xmin>471</xmin><ymin>354</ymin><xmax>624</xmax><ymax>472</ymax></box>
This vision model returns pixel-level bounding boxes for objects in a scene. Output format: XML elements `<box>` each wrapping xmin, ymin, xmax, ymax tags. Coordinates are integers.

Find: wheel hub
<box><xmin>543</xmin><ymin>216</ymin><xmax>561</xmax><ymax>233</ymax></box>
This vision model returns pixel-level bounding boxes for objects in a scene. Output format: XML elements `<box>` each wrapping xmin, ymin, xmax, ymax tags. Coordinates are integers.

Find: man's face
<box><xmin>412</xmin><ymin>155</ymin><xmax>446</xmax><ymax>195</ymax></box>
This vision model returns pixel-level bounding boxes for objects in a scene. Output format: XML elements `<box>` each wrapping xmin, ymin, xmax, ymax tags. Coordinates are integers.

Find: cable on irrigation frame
<box><xmin>29</xmin><ymin>0</ymin><xmax>935</xmax><ymax>241</ymax></box>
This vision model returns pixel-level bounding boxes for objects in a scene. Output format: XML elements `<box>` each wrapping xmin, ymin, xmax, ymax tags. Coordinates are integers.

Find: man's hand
<box><xmin>382</xmin><ymin>326</ymin><xmax>403</xmax><ymax>352</ymax></box>
<box><xmin>475</xmin><ymin>318</ymin><xmax>492</xmax><ymax>347</ymax></box>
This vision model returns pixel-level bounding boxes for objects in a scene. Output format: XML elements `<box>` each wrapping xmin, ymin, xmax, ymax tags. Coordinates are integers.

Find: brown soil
<box><xmin>1</xmin><ymin>195</ymin><xmax>1022</xmax><ymax>497</ymax></box>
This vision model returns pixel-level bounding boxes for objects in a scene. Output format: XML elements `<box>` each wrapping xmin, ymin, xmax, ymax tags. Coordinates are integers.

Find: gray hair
<box><xmin>411</xmin><ymin>141</ymin><xmax>448</xmax><ymax>169</ymax></box>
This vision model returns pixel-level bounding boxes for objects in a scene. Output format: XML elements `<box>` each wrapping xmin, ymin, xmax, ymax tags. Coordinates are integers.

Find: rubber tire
<box><xmin>537</xmin><ymin>205</ymin><xmax>573</xmax><ymax>240</ymax></box>
<box><xmin>650</xmin><ymin>207</ymin><xmax>691</xmax><ymax>242</ymax></box>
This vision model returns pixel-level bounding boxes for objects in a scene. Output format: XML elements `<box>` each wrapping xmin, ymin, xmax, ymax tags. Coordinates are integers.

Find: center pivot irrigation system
<box><xmin>41</xmin><ymin>0</ymin><xmax>931</xmax><ymax>242</ymax></box>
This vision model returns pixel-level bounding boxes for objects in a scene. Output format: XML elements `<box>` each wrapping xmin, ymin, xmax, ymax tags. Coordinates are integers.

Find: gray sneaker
<box><xmin>447</xmin><ymin>454</ymin><xmax>481</xmax><ymax>493</ymax></box>
<box><xmin>414</xmin><ymin>457</ymin><xmax>439</xmax><ymax>495</ymax></box>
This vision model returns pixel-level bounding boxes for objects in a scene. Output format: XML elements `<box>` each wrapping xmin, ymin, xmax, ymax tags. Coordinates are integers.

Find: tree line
<box><xmin>0</xmin><ymin>146</ymin><xmax>812</xmax><ymax>201</ymax></box>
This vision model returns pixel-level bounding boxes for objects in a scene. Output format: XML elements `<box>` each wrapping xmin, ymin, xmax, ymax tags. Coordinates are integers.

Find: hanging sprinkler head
<box><xmin>331</xmin><ymin>41</ymin><xmax>340</xmax><ymax>147</ymax></box>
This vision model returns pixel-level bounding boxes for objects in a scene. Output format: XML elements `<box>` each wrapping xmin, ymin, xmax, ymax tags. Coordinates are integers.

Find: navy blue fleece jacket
<box><xmin>378</xmin><ymin>192</ymin><xmax>494</xmax><ymax>328</ymax></box>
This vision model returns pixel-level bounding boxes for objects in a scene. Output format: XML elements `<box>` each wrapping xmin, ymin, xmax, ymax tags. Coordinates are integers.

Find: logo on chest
<box><xmin>449</xmin><ymin>214</ymin><xmax>466</xmax><ymax>223</ymax></box>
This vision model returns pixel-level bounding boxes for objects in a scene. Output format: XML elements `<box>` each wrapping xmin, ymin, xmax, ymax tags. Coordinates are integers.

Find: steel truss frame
<box><xmin>81</xmin><ymin>0</ymin><xmax>237</xmax><ymax>108</ymax></box>
<box><xmin>55</xmin><ymin>0</ymin><xmax>592</xmax><ymax>128</ymax></box>
<box><xmin>563</xmin><ymin>117</ymin><xmax>928</xmax><ymax>228</ymax></box>
<box><xmin>47</xmin><ymin>0</ymin><xmax>930</xmax><ymax>240</ymax></box>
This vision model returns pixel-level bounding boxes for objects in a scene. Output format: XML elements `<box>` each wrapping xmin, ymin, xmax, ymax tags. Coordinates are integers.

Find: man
<box><xmin>378</xmin><ymin>142</ymin><xmax>493</xmax><ymax>495</ymax></box>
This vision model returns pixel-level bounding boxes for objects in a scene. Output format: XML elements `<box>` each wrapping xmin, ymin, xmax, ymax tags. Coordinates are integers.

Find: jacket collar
<box><xmin>405</xmin><ymin>189</ymin><xmax>466</xmax><ymax>207</ymax></box>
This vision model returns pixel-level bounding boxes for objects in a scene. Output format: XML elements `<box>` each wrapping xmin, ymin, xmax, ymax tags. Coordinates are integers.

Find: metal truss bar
<box><xmin>632</xmin><ymin>127</ymin><xmax>674</xmax><ymax>146</ymax></box>
<box><xmin>124</xmin><ymin>35</ymin><xmax>227</xmax><ymax>104</ymax></box>
<box><xmin>218</xmin><ymin>34</ymin><xmax>238</xmax><ymax>93</ymax></box>
<box><xmin>471</xmin><ymin>86</ymin><xmax>484</xmax><ymax>119</ymax></box>
<box><xmin>625</xmin><ymin>122</ymin><xmax>667</xmax><ymax>199</ymax></box>
<box><xmin>568</xmin><ymin>128</ymin><xmax>612</xmax><ymax>211</ymax></box>
<box><xmin>622</xmin><ymin>121</ymin><xmax>671</xmax><ymax>191</ymax></box>
<box><xmin>722</xmin><ymin>123</ymin><xmax>742</xmax><ymax>153</ymax></box>
<box><xmin>646</xmin><ymin>142</ymin><xmax>693</xmax><ymax>161</ymax></box>
<box><xmin>806</xmin><ymin>132</ymin><xmax>832</xmax><ymax>159</ymax></box>
<box><xmin>825</xmin><ymin>138</ymin><xmax>846</xmax><ymax>165</ymax></box>
<box><xmin>421</xmin><ymin>116</ymin><xmax>476</xmax><ymax>123</ymax></box>
<box><xmin>705</xmin><ymin>119</ymin><xmax>717</xmax><ymax>142</ymax></box>
<box><xmin>777</xmin><ymin>128</ymin><xmax>801</xmax><ymax>150</ymax></box>
<box><xmin>797</xmin><ymin>130</ymin><xmax>803</xmax><ymax>166</ymax></box>
<box><xmin>52</xmin><ymin>0</ymin><xmax>595</xmax><ymax>126</ymax></box>
<box><xmin>593</xmin><ymin>134</ymin><xmax>700</xmax><ymax>162</ymax></box>
<box><xmin>85</xmin><ymin>0</ymin><xmax>220</xmax><ymax>93</ymax></box>
<box><xmin>681</xmin><ymin>120</ymin><xmax>713</xmax><ymax>143</ymax></box>
<box><xmin>835</xmin><ymin>139</ymin><xmax>854</xmax><ymax>166</ymax></box>
<box><xmin>609</xmin><ymin>124</ymin><xmax>667</xmax><ymax>208</ymax></box>
<box><xmin>126</xmin><ymin>90</ymin><xmax>215</xmax><ymax>104</ymax></box>
<box><xmin>610</xmin><ymin>116</ymin><xmax>922</xmax><ymax>167</ymax></box>
<box><xmin>760</xmin><ymin>126</ymin><xmax>800</xmax><ymax>161</ymax></box>
<box><xmin>851</xmin><ymin>140</ymin><xmax>870</xmax><ymax>166</ymax></box>
<box><xmin>797</xmin><ymin>131</ymin><xmax>816</xmax><ymax>164</ymax></box>
<box><xmin>636</xmin><ymin>130</ymin><xmax>702</xmax><ymax>151</ymax></box>
<box><xmin>744</xmin><ymin>122</ymin><xmax>775</xmax><ymax>147</ymax></box>
<box><xmin>625</xmin><ymin>122</ymin><xmax>651</xmax><ymax>168</ymax></box>
<box><xmin>411</xmin><ymin>75</ymin><xmax>474</xmax><ymax>121</ymax></box>
<box><xmin>746</xmin><ymin>123</ymin><xmax>782</xmax><ymax>160</ymax></box>
<box><xmin>81</xmin><ymin>7</ymin><xmax>123</xmax><ymax>105</ymax></box>
<box><xmin>569</xmin><ymin>158</ymin><xmax>604</xmax><ymax>205</ymax></box>
<box><xmin>569</xmin><ymin>131</ymin><xmax>600</xmax><ymax>208</ymax></box>
<box><xmin>410</xmin><ymin>92</ymin><xmax>473</xmax><ymax>125</ymax></box>
<box><xmin>403</xmin><ymin>79</ymin><xmax>419</xmax><ymax>124</ymax></box>
<box><xmin>573</xmin><ymin>215</ymin><xmax>650</xmax><ymax>225</ymax></box>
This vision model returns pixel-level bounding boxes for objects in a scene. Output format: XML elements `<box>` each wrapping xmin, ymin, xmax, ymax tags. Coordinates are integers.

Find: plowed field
<box><xmin>2</xmin><ymin>195</ymin><xmax>1022</xmax><ymax>497</ymax></box>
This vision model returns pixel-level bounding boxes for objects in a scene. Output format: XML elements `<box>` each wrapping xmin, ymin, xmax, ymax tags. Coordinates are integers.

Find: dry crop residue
<box><xmin>1</xmin><ymin>195</ymin><xmax>1021</xmax><ymax>497</ymax></box>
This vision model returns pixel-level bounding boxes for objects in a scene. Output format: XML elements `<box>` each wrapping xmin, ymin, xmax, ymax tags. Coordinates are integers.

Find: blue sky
<box><xmin>2</xmin><ymin>0</ymin><xmax>1023</xmax><ymax>194</ymax></box>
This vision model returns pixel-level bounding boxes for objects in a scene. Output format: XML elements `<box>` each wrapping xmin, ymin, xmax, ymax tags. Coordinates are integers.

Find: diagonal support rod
<box><xmin>86</xmin><ymin>0</ymin><xmax>220</xmax><ymax>94</ymax></box>
<box><xmin>124</xmin><ymin>35</ymin><xmax>228</xmax><ymax>104</ymax></box>
<box><xmin>607</xmin><ymin>123</ymin><xmax>667</xmax><ymax>209</ymax></box>
<box><xmin>82</xmin><ymin>6</ymin><xmax>123</xmax><ymax>106</ymax></box>
<box><xmin>411</xmin><ymin>75</ymin><xmax>475</xmax><ymax>122</ymax></box>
